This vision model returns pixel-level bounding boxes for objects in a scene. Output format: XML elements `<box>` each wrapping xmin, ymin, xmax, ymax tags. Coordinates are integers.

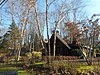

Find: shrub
<box><xmin>32</xmin><ymin>51</ymin><xmax>42</xmax><ymax>59</ymax></box>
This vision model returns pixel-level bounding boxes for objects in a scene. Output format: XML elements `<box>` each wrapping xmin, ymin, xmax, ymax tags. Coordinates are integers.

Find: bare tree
<box><xmin>46</xmin><ymin>0</ymin><xmax>51</xmax><ymax>57</ymax></box>
<box><xmin>29</xmin><ymin>0</ymin><xmax>45</xmax><ymax>49</ymax></box>
<box><xmin>6</xmin><ymin>0</ymin><xmax>32</xmax><ymax>61</ymax></box>
<box><xmin>52</xmin><ymin>0</ymin><xmax>89</xmax><ymax>56</ymax></box>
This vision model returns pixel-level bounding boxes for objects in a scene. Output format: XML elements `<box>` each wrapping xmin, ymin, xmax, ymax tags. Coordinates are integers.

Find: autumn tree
<box><xmin>65</xmin><ymin>22</ymin><xmax>80</xmax><ymax>44</ymax></box>
<box><xmin>51</xmin><ymin>0</ymin><xmax>88</xmax><ymax>56</ymax></box>
<box><xmin>60</xmin><ymin>0</ymin><xmax>89</xmax><ymax>44</ymax></box>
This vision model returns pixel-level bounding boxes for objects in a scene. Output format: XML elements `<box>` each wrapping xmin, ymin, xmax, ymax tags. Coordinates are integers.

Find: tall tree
<box><xmin>52</xmin><ymin>0</ymin><xmax>89</xmax><ymax>56</ymax></box>
<box><xmin>46</xmin><ymin>0</ymin><xmax>51</xmax><ymax>56</ymax></box>
<box><xmin>1</xmin><ymin>20</ymin><xmax>21</xmax><ymax>52</ymax></box>
<box><xmin>32</xmin><ymin>0</ymin><xmax>45</xmax><ymax>49</ymax></box>
<box><xmin>9</xmin><ymin>20</ymin><xmax>21</xmax><ymax>51</ymax></box>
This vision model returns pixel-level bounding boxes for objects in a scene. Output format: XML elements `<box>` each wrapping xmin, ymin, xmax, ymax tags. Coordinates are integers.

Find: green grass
<box><xmin>34</xmin><ymin>62</ymin><xmax>46</xmax><ymax>65</ymax></box>
<box><xmin>18</xmin><ymin>70</ymin><xmax>31</xmax><ymax>75</ymax></box>
<box><xmin>0</xmin><ymin>64</ymin><xmax>31</xmax><ymax>75</ymax></box>
<box><xmin>0</xmin><ymin>67</ymin><xmax>17</xmax><ymax>72</ymax></box>
<box><xmin>77</xmin><ymin>65</ymin><xmax>94</xmax><ymax>73</ymax></box>
<box><xmin>0</xmin><ymin>64</ymin><xmax>17</xmax><ymax>72</ymax></box>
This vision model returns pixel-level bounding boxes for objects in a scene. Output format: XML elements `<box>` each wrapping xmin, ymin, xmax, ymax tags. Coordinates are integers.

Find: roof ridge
<box><xmin>56</xmin><ymin>34</ymin><xmax>71</xmax><ymax>49</ymax></box>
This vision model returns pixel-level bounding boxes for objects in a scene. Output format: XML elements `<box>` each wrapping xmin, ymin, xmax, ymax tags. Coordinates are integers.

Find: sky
<box><xmin>86</xmin><ymin>0</ymin><xmax>100</xmax><ymax>17</ymax></box>
<box><xmin>1</xmin><ymin>0</ymin><xmax>100</xmax><ymax>36</ymax></box>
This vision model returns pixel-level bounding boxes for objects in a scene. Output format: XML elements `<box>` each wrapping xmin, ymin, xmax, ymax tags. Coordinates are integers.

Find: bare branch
<box><xmin>48</xmin><ymin>0</ymin><xmax>56</xmax><ymax>8</ymax></box>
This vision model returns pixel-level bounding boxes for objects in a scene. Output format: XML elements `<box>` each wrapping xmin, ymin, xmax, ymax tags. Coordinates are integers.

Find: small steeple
<box><xmin>52</xmin><ymin>29</ymin><xmax>60</xmax><ymax>35</ymax></box>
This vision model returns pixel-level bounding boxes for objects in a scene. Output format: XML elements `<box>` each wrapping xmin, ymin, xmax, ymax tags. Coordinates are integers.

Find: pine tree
<box><xmin>9</xmin><ymin>20</ymin><xmax>21</xmax><ymax>50</ymax></box>
<box><xmin>34</xmin><ymin>34</ymin><xmax>40</xmax><ymax>51</ymax></box>
<box><xmin>1</xmin><ymin>32</ymin><xmax>10</xmax><ymax>51</ymax></box>
<box><xmin>1</xmin><ymin>20</ymin><xmax>21</xmax><ymax>52</ymax></box>
<box><xmin>9</xmin><ymin>20</ymin><xmax>20</xmax><ymax>49</ymax></box>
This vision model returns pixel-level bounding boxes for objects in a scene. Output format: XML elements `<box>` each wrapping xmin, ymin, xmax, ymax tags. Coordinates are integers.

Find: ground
<box><xmin>0</xmin><ymin>50</ymin><xmax>100</xmax><ymax>75</ymax></box>
<box><xmin>0</xmin><ymin>55</ymin><xmax>100</xmax><ymax>75</ymax></box>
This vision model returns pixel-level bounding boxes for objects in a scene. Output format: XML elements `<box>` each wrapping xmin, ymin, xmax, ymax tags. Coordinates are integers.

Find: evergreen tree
<box><xmin>9</xmin><ymin>20</ymin><xmax>21</xmax><ymax>51</ymax></box>
<box><xmin>34</xmin><ymin>34</ymin><xmax>41</xmax><ymax>51</ymax></box>
<box><xmin>1</xmin><ymin>32</ymin><xmax>10</xmax><ymax>51</ymax></box>
<box><xmin>1</xmin><ymin>20</ymin><xmax>21</xmax><ymax>51</ymax></box>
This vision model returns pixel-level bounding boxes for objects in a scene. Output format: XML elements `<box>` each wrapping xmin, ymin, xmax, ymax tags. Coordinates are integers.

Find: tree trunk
<box><xmin>17</xmin><ymin>48</ymin><xmax>21</xmax><ymax>61</ymax></box>
<box><xmin>30</xmin><ymin>42</ymin><xmax>32</xmax><ymax>52</ymax></box>
<box><xmin>53</xmin><ymin>29</ymin><xmax>56</xmax><ymax>56</ymax></box>
<box><xmin>46</xmin><ymin>0</ymin><xmax>51</xmax><ymax>56</ymax></box>
<box><xmin>18</xmin><ymin>6</ymin><xmax>31</xmax><ymax>61</ymax></box>
<box><xmin>16</xmin><ymin>42</ymin><xmax>21</xmax><ymax>61</ymax></box>
<box><xmin>33</xmin><ymin>0</ymin><xmax>44</xmax><ymax>49</ymax></box>
<box><xmin>53</xmin><ymin>17</ymin><xmax>65</xmax><ymax>56</ymax></box>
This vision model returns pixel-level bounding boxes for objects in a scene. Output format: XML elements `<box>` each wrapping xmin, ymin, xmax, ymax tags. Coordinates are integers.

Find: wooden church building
<box><xmin>44</xmin><ymin>33</ymin><xmax>81</xmax><ymax>56</ymax></box>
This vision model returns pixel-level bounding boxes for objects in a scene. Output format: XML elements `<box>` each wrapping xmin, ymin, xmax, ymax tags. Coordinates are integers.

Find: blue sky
<box><xmin>86</xmin><ymin>0</ymin><xmax>100</xmax><ymax>17</ymax></box>
<box><xmin>1</xmin><ymin>0</ymin><xmax>100</xmax><ymax>21</ymax></box>
<box><xmin>1</xmin><ymin>0</ymin><xmax>100</xmax><ymax>36</ymax></box>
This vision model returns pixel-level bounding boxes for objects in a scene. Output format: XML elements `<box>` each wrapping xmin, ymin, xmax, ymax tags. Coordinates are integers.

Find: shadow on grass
<box><xmin>0</xmin><ymin>63</ymin><xmax>31</xmax><ymax>75</ymax></box>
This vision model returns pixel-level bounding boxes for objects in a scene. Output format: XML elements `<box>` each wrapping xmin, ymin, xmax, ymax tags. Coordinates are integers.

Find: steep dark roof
<box><xmin>56</xmin><ymin>34</ymin><xmax>71</xmax><ymax>49</ymax></box>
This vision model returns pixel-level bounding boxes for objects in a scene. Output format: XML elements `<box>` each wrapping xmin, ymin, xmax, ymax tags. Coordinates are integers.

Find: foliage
<box><xmin>25</xmin><ymin>52</ymin><xmax>32</xmax><ymax>59</ymax></box>
<box><xmin>0</xmin><ymin>64</ymin><xmax>31</xmax><ymax>75</ymax></box>
<box><xmin>77</xmin><ymin>66</ymin><xmax>94</xmax><ymax>73</ymax></box>
<box><xmin>32</xmin><ymin>51</ymin><xmax>42</xmax><ymax>59</ymax></box>
<box><xmin>34</xmin><ymin>34</ymin><xmax>41</xmax><ymax>51</ymax></box>
<box><xmin>1</xmin><ymin>20</ymin><xmax>21</xmax><ymax>51</ymax></box>
<box><xmin>25</xmin><ymin>51</ymin><xmax>42</xmax><ymax>63</ymax></box>
<box><xmin>9</xmin><ymin>20</ymin><xmax>21</xmax><ymax>49</ymax></box>
<box><xmin>18</xmin><ymin>70</ymin><xmax>31</xmax><ymax>75</ymax></box>
<box><xmin>0</xmin><ymin>56</ymin><xmax>100</xmax><ymax>75</ymax></box>
<box><xmin>65</xmin><ymin>22</ymin><xmax>80</xmax><ymax>40</ymax></box>
<box><xmin>96</xmin><ymin>49</ymin><xmax>100</xmax><ymax>53</ymax></box>
<box><xmin>48</xmin><ymin>61</ymin><xmax>99</xmax><ymax>75</ymax></box>
<box><xmin>1</xmin><ymin>32</ymin><xmax>10</xmax><ymax>50</ymax></box>
<box><xmin>0</xmin><ymin>64</ymin><xmax>16</xmax><ymax>72</ymax></box>
<box><xmin>0</xmin><ymin>67</ymin><xmax>17</xmax><ymax>72</ymax></box>
<box><xmin>34</xmin><ymin>62</ymin><xmax>46</xmax><ymax>65</ymax></box>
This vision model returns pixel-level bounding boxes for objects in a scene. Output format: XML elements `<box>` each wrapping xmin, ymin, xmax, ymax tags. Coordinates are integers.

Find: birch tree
<box><xmin>30</xmin><ymin>0</ymin><xmax>45</xmax><ymax>49</ymax></box>
<box><xmin>6</xmin><ymin>0</ymin><xmax>32</xmax><ymax>61</ymax></box>
<box><xmin>6</xmin><ymin>0</ymin><xmax>21</xmax><ymax>61</ymax></box>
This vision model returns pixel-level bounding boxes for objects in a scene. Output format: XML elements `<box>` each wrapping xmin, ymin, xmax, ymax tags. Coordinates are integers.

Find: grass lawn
<box><xmin>0</xmin><ymin>59</ymin><xmax>99</xmax><ymax>75</ymax></box>
<box><xmin>77</xmin><ymin>65</ymin><xmax>94</xmax><ymax>73</ymax></box>
<box><xmin>0</xmin><ymin>64</ymin><xmax>31</xmax><ymax>75</ymax></box>
<box><xmin>18</xmin><ymin>70</ymin><xmax>31</xmax><ymax>75</ymax></box>
<box><xmin>0</xmin><ymin>61</ymin><xmax>47</xmax><ymax>75</ymax></box>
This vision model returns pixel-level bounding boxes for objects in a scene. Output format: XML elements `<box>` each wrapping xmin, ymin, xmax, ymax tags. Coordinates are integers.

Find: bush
<box><xmin>96</xmin><ymin>49</ymin><xmax>100</xmax><ymax>53</ymax></box>
<box><xmin>25</xmin><ymin>52</ymin><xmax>32</xmax><ymax>59</ymax></box>
<box><xmin>25</xmin><ymin>51</ymin><xmax>42</xmax><ymax>64</ymax></box>
<box><xmin>26</xmin><ymin>51</ymin><xmax>42</xmax><ymax>59</ymax></box>
<box><xmin>32</xmin><ymin>51</ymin><xmax>42</xmax><ymax>59</ymax></box>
